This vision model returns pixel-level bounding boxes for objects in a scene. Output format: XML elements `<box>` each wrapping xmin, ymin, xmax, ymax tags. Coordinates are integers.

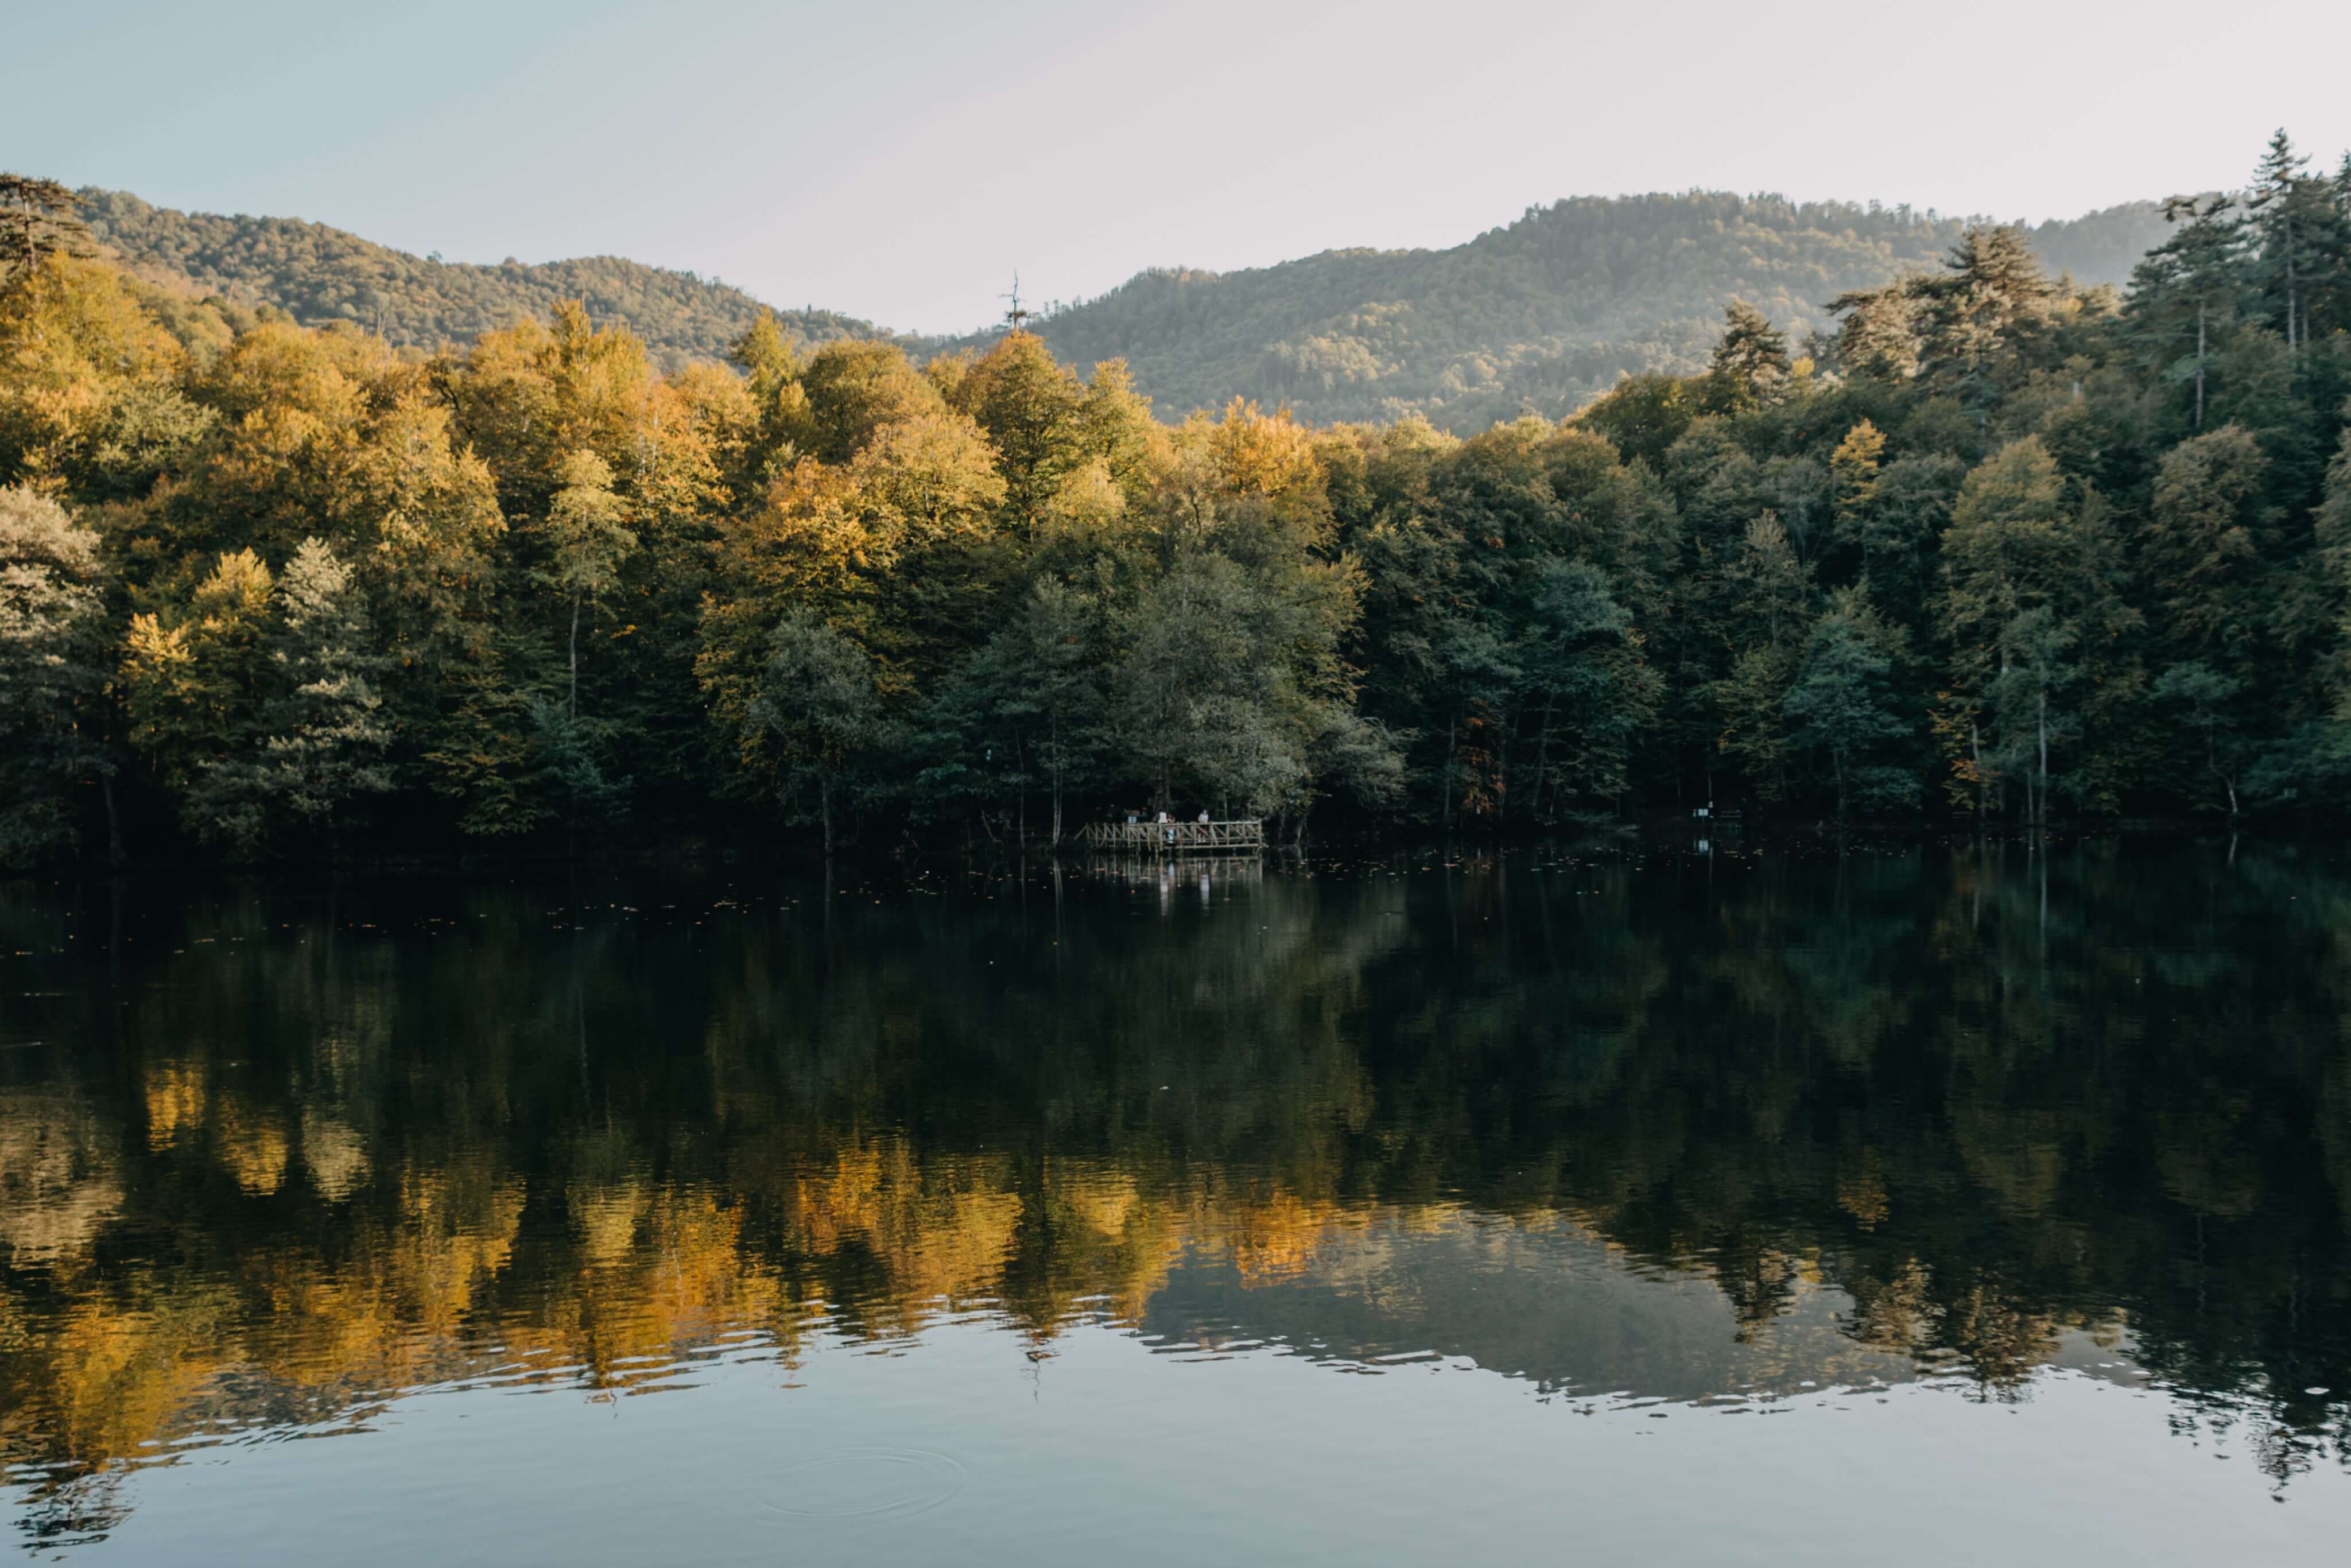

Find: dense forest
<box><xmin>7</xmin><ymin>844</ymin><xmax>2351</xmax><ymax>1528</ymax></box>
<box><xmin>1018</xmin><ymin>195</ymin><xmax>2172</xmax><ymax>428</ymax></box>
<box><xmin>79</xmin><ymin>185</ymin><xmax>2170</xmax><ymax>429</ymax></box>
<box><xmin>75</xmin><ymin>189</ymin><xmax>894</xmax><ymax>372</ymax></box>
<box><xmin>4</xmin><ymin>131</ymin><xmax>2351</xmax><ymax>866</ymax></box>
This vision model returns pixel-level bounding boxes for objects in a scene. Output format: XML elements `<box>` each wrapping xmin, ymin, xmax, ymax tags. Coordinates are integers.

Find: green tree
<box><xmin>748</xmin><ymin>611</ymin><xmax>887</xmax><ymax>854</ymax></box>
<box><xmin>997</xmin><ymin>579</ymin><xmax>1105</xmax><ymax>847</ymax></box>
<box><xmin>1912</xmin><ymin>226</ymin><xmax>2059</xmax><ymax>405</ymax></box>
<box><xmin>1576</xmin><ymin>372</ymin><xmax>1698</xmax><ymax>471</ymax></box>
<box><xmin>1702</xmin><ymin>301</ymin><xmax>1791</xmax><ymax>415</ymax></box>
<box><xmin>2144</xmin><ymin>425</ymin><xmax>2263</xmax><ymax>646</ymax></box>
<box><xmin>2151</xmin><ymin>662</ymin><xmax>2247</xmax><ymax>816</ymax></box>
<box><xmin>2127</xmin><ymin>197</ymin><xmax>2249</xmax><ymax>430</ymax></box>
<box><xmin>191</xmin><ymin>539</ymin><xmax>392</xmax><ymax>853</ymax></box>
<box><xmin>2247</xmin><ymin>130</ymin><xmax>2320</xmax><ymax>356</ymax></box>
<box><xmin>0</xmin><ymin>486</ymin><xmax>114</xmax><ymax>863</ymax></box>
<box><xmin>1518</xmin><ymin>558</ymin><xmax>1656</xmax><ymax>818</ymax></box>
<box><xmin>1989</xmin><ymin>607</ymin><xmax>2076</xmax><ymax>826</ymax></box>
<box><xmin>1783</xmin><ymin>588</ymin><xmax>1914</xmax><ymax>820</ymax></box>
<box><xmin>0</xmin><ymin>174</ymin><xmax>88</xmax><ymax>271</ymax></box>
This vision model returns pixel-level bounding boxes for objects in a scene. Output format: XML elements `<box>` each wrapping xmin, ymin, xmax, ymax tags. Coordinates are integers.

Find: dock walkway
<box><xmin>1078</xmin><ymin>818</ymin><xmax>1266</xmax><ymax>853</ymax></box>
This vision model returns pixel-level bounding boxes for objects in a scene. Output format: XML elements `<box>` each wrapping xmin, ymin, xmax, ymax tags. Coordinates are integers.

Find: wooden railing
<box><xmin>1077</xmin><ymin>818</ymin><xmax>1267</xmax><ymax>852</ymax></box>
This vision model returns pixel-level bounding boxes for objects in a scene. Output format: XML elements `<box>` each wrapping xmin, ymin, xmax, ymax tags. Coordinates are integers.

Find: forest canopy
<box><xmin>75</xmin><ymin>189</ymin><xmax>898</xmax><ymax>374</ymax></box>
<box><xmin>5</xmin><ymin>131</ymin><xmax>2351</xmax><ymax>865</ymax></box>
<box><xmin>1015</xmin><ymin>194</ymin><xmax>2173</xmax><ymax>429</ymax></box>
<box><xmin>79</xmin><ymin>184</ymin><xmax>2171</xmax><ymax>428</ymax></box>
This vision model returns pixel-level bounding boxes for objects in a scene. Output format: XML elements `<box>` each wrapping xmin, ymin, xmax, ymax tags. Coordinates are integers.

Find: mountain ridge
<box><xmin>1007</xmin><ymin>192</ymin><xmax>2171</xmax><ymax>427</ymax></box>
<box><xmin>79</xmin><ymin>184</ymin><xmax>2172</xmax><ymax>429</ymax></box>
<box><xmin>75</xmin><ymin>188</ymin><xmax>901</xmax><ymax>372</ymax></box>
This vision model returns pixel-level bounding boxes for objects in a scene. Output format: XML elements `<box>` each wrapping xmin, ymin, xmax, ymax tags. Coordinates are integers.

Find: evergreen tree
<box><xmin>0</xmin><ymin>174</ymin><xmax>87</xmax><ymax>272</ymax></box>
<box><xmin>2127</xmin><ymin>196</ymin><xmax>2250</xmax><ymax>430</ymax></box>
<box><xmin>1702</xmin><ymin>300</ymin><xmax>1792</xmax><ymax>415</ymax></box>
<box><xmin>2247</xmin><ymin>130</ymin><xmax>2319</xmax><ymax>355</ymax></box>
<box><xmin>1912</xmin><ymin>226</ymin><xmax>2058</xmax><ymax>406</ymax></box>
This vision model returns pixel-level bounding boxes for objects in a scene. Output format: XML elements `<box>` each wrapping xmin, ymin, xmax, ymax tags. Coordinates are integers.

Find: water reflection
<box><xmin>3</xmin><ymin>840</ymin><xmax>2350</xmax><ymax>1547</ymax></box>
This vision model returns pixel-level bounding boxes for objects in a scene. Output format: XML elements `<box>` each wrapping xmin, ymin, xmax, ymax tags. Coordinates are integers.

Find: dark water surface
<box><xmin>5</xmin><ymin>841</ymin><xmax>2351</xmax><ymax>1563</ymax></box>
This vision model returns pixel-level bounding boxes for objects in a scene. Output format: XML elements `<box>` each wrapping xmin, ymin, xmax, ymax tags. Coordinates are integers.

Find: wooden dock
<box><xmin>1078</xmin><ymin>818</ymin><xmax>1267</xmax><ymax>853</ymax></box>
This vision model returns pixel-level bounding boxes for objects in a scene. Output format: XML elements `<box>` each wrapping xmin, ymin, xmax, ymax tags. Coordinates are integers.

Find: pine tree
<box><xmin>2127</xmin><ymin>197</ymin><xmax>2250</xmax><ymax>430</ymax></box>
<box><xmin>1702</xmin><ymin>301</ymin><xmax>1791</xmax><ymax>414</ymax></box>
<box><xmin>0</xmin><ymin>174</ymin><xmax>88</xmax><ymax>273</ymax></box>
<box><xmin>2247</xmin><ymin>130</ymin><xmax>2315</xmax><ymax>356</ymax></box>
<box><xmin>1914</xmin><ymin>226</ymin><xmax>2059</xmax><ymax>405</ymax></box>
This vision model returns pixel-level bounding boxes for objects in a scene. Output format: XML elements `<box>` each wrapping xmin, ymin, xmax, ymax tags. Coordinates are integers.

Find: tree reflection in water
<box><xmin>3</xmin><ymin>839</ymin><xmax>2349</xmax><ymax>1540</ymax></box>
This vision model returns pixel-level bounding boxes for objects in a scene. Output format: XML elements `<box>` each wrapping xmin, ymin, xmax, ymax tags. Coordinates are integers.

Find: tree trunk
<box><xmin>2286</xmin><ymin>220</ymin><xmax>2300</xmax><ymax>358</ymax></box>
<box><xmin>2194</xmin><ymin>302</ymin><xmax>2207</xmax><ymax>430</ymax></box>
<box><xmin>2211</xmin><ymin>733</ymin><xmax>2239</xmax><ymax>819</ymax></box>
<box><xmin>1442</xmin><ymin>712</ymin><xmax>1459</xmax><ymax>838</ymax></box>
<box><xmin>1530</xmin><ymin>689</ymin><xmax>1555</xmax><ymax>826</ymax></box>
<box><xmin>2035</xmin><ymin>686</ymin><xmax>2049</xmax><ymax>827</ymax></box>
<box><xmin>1969</xmin><ymin>717</ymin><xmax>1985</xmax><ymax>822</ymax></box>
<box><xmin>568</xmin><ymin>593</ymin><xmax>581</xmax><ymax>720</ymax></box>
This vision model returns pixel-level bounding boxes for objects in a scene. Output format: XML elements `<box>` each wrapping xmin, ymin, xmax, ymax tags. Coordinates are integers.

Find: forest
<box><xmin>1020</xmin><ymin>192</ymin><xmax>2171</xmax><ymax>428</ymax></box>
<box><xmin>6</xmin><ymin>843</ymin><xmax>2350</xmax><ymax>1517</ymax></box>
<box><xmin>74</xmin><ymin>188</ymin><xmax>893</xmax><ymax>372</ymax></box>
<box><xmin>5</xmin><ymin>130</ymin><xmax>2351</xmax><ymax>867</ymax></box>
<box><xmin>80</xmin><ymin>184</ymin><xmax>2171</xmax><ymax>430</ymax></box>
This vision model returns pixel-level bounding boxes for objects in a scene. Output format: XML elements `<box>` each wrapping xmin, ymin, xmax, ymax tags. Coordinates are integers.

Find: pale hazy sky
<box><xmin>9</xmin><ymin>0</ymin><xmax>2351</xmax><ymax>332</ymax></box>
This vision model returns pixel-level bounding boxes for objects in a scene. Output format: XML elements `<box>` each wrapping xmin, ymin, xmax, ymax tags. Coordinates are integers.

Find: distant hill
<box><xmin>76</xmin><ymin>189</ymin><xmax>899</xmax><ymax>371</ymax></box>
<box><xmin>1014</xmin><ymin>193</ymin><xmax>2174</xmax><ymax>429</ymax></box>
<box><xmin>79</xmin><ymin>186</ymin><xmax>2172</xmax><ymax>429</ymax></box>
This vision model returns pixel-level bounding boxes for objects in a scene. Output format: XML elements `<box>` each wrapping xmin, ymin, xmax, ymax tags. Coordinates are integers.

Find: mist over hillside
<box><xmin>81</xmin><ymin>185</ymin><xmax>2168</xmax><ymax>426</ymax></box>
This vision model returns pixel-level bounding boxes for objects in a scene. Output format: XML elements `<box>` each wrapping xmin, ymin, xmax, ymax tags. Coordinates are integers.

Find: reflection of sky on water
<box><xmin>6</xmin><ymin>840</ymin><xmax>2351</xmax><ymax>1558</ymax></box>
<box><xmin>12</xmin><ymin>1302</ymin><xmax>2346</xmax><ymax>1568</ymax></box>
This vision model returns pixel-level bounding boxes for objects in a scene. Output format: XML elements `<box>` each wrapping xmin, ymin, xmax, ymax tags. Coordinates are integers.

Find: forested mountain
<box><xmin>78</xmin><ymin>184</ymin><xmax>2170</xmax><ymax>426</ymax></box>
<box><xmin>1018</xmin><ymin>196</ymin><xmax>2174</xmax><ymax>428</ymax></box>
<box><xmin>6</xmin><ymin>131</ymin><xmax>2351</xmax><ymax>868</ymax></box>
<box><xmin>75</xmin><ymin>189</ymin><xmax>895</xmax><ymax>371</ymax></box>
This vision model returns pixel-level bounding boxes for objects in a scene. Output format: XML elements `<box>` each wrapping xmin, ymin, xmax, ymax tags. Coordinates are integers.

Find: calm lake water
<box><xmin>5</xmin><ymin>840</ymin><xmax>2350</xmax><ymax>1563</ymax></box>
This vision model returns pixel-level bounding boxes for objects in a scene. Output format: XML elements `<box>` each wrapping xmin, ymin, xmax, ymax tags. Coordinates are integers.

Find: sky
<box><xmin>9</xmin><ymin>0</ymin><xmax>2351</xmax><ymax>334</ymax></box>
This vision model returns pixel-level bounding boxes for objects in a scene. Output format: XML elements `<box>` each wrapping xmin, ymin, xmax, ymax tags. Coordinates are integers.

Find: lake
<box><xmin>4</xmin><ymin>839</ymin><xmax>2349</xmax><ymax>1564</ymax></box>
